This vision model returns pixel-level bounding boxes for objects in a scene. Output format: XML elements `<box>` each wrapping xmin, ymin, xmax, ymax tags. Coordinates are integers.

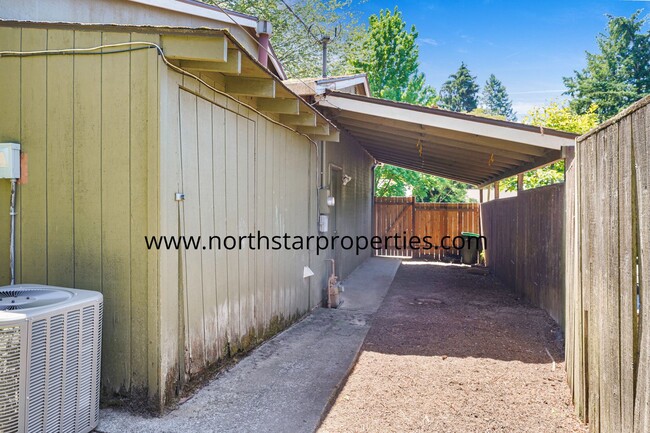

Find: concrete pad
<box><xmin>97</xmin><ymin>257</ymin><xmax>400</xmax><ymax>433</ymax></box>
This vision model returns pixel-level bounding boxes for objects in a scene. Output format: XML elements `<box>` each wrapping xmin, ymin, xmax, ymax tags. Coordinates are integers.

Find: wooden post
<box><xmin>517</xmin><ymin>173</ymin><xmax>524</xmax><ymax>192</ymax></box>
<box><xmin>479</xmin><ymin>188</ymin><xmax>484</xmax><ymax>203</ymax></box>
<box><xmin>494</xmin><ymin>181</ymin><xmax>500</xmax><ymax>199</ymax></box>
<box><xmin>411</xmin><ymin>196</ymin><xmax>416</xmax><ymax>258</ymax></box>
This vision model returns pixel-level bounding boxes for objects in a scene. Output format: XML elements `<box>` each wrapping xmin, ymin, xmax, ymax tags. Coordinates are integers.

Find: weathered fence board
<box><xmin>566</xmin><ymin>95</ymin><xmax>650</xmax><ymax>433</ymax></box>
<box><xmin>373</xmin><ymin>197</ymin><xmax>480</xmax><ymax>259</ymax></box>
<box><xmin>481</xmin><ymin>183</ymin><xmax>565</xmax><ymax>328</ymax></box>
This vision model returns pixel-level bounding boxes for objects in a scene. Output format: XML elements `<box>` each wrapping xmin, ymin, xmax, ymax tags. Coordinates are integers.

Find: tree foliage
<box><xmin>523</xmin><ymin>101</ymin><xmax>599</xmax><ymax>135</ymax></box>
<box><xmin>439</xmin><ymin>62</ymin><xmax>480</xmax><ymax>112</ymax></box>
<box><xmin>375</xmin><ymin>165</ymin><xmax>470</xmax><ymax>203</ymax></box>
<box><xmin>481</xmin><ymin>74</ymin><xmax>516</xmax><ymax>121</ymax></box>
<box><xmin>500</xmin><ymin>102</ymin><xmax>599</xmax><ymax>191</ymax></box>
<box><xmin>351</xmin><ymin>7</ymin><xmax>436</xmax><ymax>105</ymax></box>
<box><xmin>564</xmin><ymin>10</ymin><xmax>650</xmax><ymax>121</ymax></box>
<box><xmin>215</xmin><ymin>0</ymin><xmax>365</xmax><ymax>78</ymax></box>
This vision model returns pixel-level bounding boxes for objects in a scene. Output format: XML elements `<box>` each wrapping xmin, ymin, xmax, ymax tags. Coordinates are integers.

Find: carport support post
<box><xmin>479</xmin><ymin>189</ymin><xmax>483</xmax><ymax>203</ymax></box>
<box><xmin>517</xmin><ymin>174</ymin><xmax>524</xmax><ymax>192</ymax></box>
<box><xmin>494</xmin><ymin>181</ymin><xmax>500</xmax><ymax>199</ymax></box>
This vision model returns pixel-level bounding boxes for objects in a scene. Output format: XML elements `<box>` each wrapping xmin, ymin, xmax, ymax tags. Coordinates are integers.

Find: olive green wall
<box><xmin>0</xmin><ymin>25</ymin><xmax>161</xmax><ymax>405</ymax></box>
<box><xmin>0</xmin><ymin>22</ymin><xmax>375</xmax><ymax>412</ymax></box>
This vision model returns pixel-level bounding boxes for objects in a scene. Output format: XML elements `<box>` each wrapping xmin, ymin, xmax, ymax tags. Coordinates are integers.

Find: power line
<box><xmin>278</xmin><ymin>0</ymin><xmax>322</xmax><ymax>44</ymax></box>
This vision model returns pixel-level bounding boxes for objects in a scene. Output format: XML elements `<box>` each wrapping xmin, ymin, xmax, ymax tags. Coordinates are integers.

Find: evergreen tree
<box><xmin>564</xmin><ymin>10</ymin><xmax>650</xmax><ymax>121</ymax></box>
<box><xmin>481</xmin><ymin>74</ymin><xmax>516</xmax><ymax>121</ymax></box>
<box><xmin>352</xmin><ymin>7</ymin><xmax>436</xmax><ymax>105</ymax></box>
<box><xmin>439</xmin><ymin>62</ymin><xmax>480</xmax><ymax>112</ymax></box>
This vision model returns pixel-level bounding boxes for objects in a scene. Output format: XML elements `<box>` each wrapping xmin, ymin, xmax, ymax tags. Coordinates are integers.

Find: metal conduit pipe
<box><xmin>9</xmin><ymin>179</ymin><xmax>16</xmax><ymax>285</ymax></box>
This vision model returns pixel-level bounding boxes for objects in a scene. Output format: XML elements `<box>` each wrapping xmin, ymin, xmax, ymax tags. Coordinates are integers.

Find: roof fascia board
<box><xmin>322</xmin><ymin>94</ymin><xmax>575</xmax><ymax>150</ymax></box>
<box><xmin>128</xmin><ymin>0</ymin><xmax>257</xmax><ymax>28</ymax></box>
<box><xmin>316</xmin><ymin>76</ymin><xmax>368</xmax><ymax>94</ymax></box>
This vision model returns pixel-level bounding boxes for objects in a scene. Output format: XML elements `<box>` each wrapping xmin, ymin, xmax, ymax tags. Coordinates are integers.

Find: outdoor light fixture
<box><xmin>342</xmin><ymin>174</ymin><xmax>352</xmax><ymax>186</ymax></box>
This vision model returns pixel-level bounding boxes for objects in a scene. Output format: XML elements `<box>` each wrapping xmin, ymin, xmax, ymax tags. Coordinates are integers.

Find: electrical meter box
<box><xmin>0</xmin><ymin>143</ymin><xmax>20</xmax><ymax>179</ymax></box>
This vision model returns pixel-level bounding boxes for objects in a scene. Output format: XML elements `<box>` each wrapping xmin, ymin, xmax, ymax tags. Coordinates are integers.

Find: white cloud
<box><xmin>420</xmin><ymin>38</ymin><xmax>439</xmax><ymax>47</ymax></box>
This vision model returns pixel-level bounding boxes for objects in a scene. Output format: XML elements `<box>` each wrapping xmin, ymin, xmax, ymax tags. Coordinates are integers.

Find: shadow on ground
<box><xmin>363</xmin><ymin>260</ymin><xmax>564</xmax><ymax>364</ymax></box>
<box><xmin>318</xmin><ymin>261</ymin><xmax>585</xmax><ymax>433</ymax></box>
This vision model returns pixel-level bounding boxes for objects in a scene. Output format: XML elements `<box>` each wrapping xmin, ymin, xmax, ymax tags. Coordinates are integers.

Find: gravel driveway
<box><xmin>318</xmin><ymin>261</ymin><xmax>587</xmax><ymax>433</ymax></box>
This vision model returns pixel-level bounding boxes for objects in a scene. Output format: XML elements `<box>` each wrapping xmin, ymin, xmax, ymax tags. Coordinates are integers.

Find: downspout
<box><xmin>256</xmin><ymin>20</ymin><xmax>272</xmax><ymax>67</ymax></box>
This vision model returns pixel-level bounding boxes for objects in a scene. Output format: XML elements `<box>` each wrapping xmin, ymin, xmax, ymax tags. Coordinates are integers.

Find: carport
<box><xmin>317</xmin><ymin>91</ymin><xmax>575</xmax><ymax>187</ymax></box>
<box><xmin>316</xmin><ymin>91</ymin><xmax>575</xmax><ymax>329</ymax></box>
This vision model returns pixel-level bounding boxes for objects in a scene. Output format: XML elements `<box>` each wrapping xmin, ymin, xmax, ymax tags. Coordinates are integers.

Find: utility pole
<box><xmin>321</xmin><ymin>35</ymin><xmax>331</xmax><ymax>78</ymax></box>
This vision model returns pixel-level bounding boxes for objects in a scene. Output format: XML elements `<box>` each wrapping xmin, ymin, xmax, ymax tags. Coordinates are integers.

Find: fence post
<box><xmin>411</xmin><ymin>196</ymin><xmax>416</xmax><ymax>258</ymax></box>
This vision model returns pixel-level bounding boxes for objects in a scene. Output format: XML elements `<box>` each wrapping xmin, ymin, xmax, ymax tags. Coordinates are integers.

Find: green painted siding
<box><xmin>0</xmin><ymin>23</ymin><xmax>375</xmax><ymax>412</ymax></box>
<box><xmin>0</xmin><ymin>26</ymin><xmax>160</xmax><ymax>404</ymax></box>
<box><xmin>157</xmin><ymin>71</ymin><xmax>315</xmax><ymax>404</ymax></box>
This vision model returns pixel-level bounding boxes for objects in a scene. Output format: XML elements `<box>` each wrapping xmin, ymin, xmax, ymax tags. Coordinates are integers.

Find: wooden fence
<box><xmin>481</xmin><ymin>183</ymin><xmax>565</xmax><ymax>328</ymax></box>
<box><xmin>565</xmin><ymin>96</ymin><xmax>650</xmax><ymax>433</ymax></box>
<box><xmin>373</xmin><ymin>197</ymin><xmax>480</xmax><ymax>259</ymax></box>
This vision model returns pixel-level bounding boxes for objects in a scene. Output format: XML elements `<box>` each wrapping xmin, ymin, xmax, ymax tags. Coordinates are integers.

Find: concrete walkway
<box><xmin>97</xmin><ymin>257</ymin><xmax>401</xmax><ymax>433</ymax></box>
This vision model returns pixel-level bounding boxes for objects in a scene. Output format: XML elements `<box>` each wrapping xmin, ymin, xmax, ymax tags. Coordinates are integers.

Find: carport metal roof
<box><xmin>317</xmin><ymin>92</ymin><xmax>577</xmax><ymax>187</ymax></box>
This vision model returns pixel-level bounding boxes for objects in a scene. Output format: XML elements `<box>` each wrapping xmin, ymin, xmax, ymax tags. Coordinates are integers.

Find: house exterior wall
<box><xmin>0</xmin><ymin>25</ymin><xmax>161</xmax><ymax>404</ymax></box>
<box><xmin>313</xmin><ymin>133</ymin><xmax>374</xmax><ymax>292</ymax></box>
<box><xmin>157</xmin><ymin>67</ymin><xmax>320</xmax><ymax>407</ymax></box>
<box><xmin>0</xmin><ymin>21</ymin><xmax>375</xmax><ymax>411</ymax></box>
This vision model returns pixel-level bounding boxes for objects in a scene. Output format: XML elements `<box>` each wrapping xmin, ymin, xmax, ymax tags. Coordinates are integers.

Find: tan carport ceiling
<box><xmin>317</xmin><ymin>92</ymin><xmax>577</xmax><ymax>187</ymax></box>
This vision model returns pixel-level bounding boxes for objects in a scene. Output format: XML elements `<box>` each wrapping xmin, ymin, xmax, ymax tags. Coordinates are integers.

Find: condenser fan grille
<box><xmin>0</xmin><ymin>287</ymin><xmax>73</xmax><ymax>311</ymax></box>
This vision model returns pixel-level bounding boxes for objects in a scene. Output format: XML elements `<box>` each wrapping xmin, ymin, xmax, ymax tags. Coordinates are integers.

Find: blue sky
<box><xmin>354</xmin><ymin>1</ymin><xmax>648</xmax><ymax>119</ymax></box>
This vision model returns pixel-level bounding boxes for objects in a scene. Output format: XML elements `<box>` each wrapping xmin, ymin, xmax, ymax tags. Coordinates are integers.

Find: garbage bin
<box><xmin>460</xmin><ymin>231</ymin><xmax>481</xmax><ymax>265</ymax></box>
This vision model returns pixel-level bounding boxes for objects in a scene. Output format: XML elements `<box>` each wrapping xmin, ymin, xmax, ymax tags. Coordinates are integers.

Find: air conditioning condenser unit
<box><xmin>0</xmin><ymin>284</ymin><xmax>103</xmax><ymax>433</ymax></box>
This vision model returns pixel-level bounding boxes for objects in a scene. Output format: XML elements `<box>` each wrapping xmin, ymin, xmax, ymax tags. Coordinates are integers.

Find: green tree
<box><xmin>564</xmin><ymin>10</ymin><xmax>650</xmax><ymax>121</ymax></box>
<box><xmin>215</xmin><ymin>0</ymin><xmax>364</xmax><ymax>78</ymax></box>
<box><xmin>439</xmin><ymin>62</ymin><xmax>479</xmax><ymax>112</ymax></box>
<box><xmin>481</xmin><ymin>74</ymin><xmax>516</xmax><ymax>121</ymax></box>
<box><xmin>375</xmin><ymin>165</ymin><xmax>470</xmax><ymax>203</ymax></box>
<box><xmin>524</xmin><ymin>101</ymin><xmax>599</xmax><ymax>134</ymax></box>
<box><xmin>351</xmin><ymin>7</ymin><xmax>436</xmax><ymax>105</ymax></box>
<box><xmin>500</xmin><ymin>102</ymin><xmax>599</xmax><ymax>191</ymax></box>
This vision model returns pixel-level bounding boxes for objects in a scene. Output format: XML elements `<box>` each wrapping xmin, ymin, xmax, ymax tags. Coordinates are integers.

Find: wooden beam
<box><xmin>365</xmin><ymin>148</ymin><xmax>487</xmax><ymax>184</ymax></box>
<box><xmin>257</xmin><ymin>98</ymin><xmax>300</xmax><ymax>114</ymax></box>
<box><xmin>161</xmin><ymin>35</ymin><xmax>228</xmax><ymax>62</ymax></box>
<box><xmin>320</xmin><ymin>94</ymin><xmax>575</xmax><ymax>149</ymax></box>
<box><xmin>224</xmin><ymin>76</ymin><xmax>275</xmax><ymax>98</ymax></box>
<box><xmin>357</xmin><ymin>137</ymin><xmax>511</xmax><ymax>173</ymax></box>
<box><xmin>494</xmin><ymin>181</ymin><xmax>500</xmax><ymax>199</ymax></box>
<box><xmin>297</xmin><ymin>125</ymin><xmax>330</xmax><ymax>135</ymax></box>
<box><xmin>334</xmin><ymin>117</ymin><xmax>537</xmax><ymax>162</ymax></box>
<box><xmin>479</xmin><ymin>189</ymin><xmax>484</xmax><ymax>203</ymax></box>
<box><xmin>312</xmin><ymin>131</ymin><xmax>340</xmax><ymax>142</ymax></box>
<box><xmin>349</xmin><ymin>131</ymin><xmax>516</xmax><ymax>169</ymax></box>
<box><xmin>280</xmin><ymin>112</ymin><xmax>317</xmax><ymax>127</ymax></box>
<box><xmin>330</xmin><ymin>110</ymin><xmax>550</xmax><ymax>157</ymax></box>
<box><xmin>477</xmin><ymin>151</ymin><xmax>563</xmax><ymax>188</ymax></box>
<box><xmin>517</xmin><ymin>173</ymin><xmax>524</xmax><ymax>191</ymax></box>
<box><xmin>179</xmin><ymin>49</ymin><xmax>241</xmax><ymax>74</ymax></box>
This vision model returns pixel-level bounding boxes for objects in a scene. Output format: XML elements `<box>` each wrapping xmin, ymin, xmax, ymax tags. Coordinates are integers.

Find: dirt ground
<box><xmin>318</xmin><ymin>261</ymin><xmax>587</xmax><ymax>433</ymax></box>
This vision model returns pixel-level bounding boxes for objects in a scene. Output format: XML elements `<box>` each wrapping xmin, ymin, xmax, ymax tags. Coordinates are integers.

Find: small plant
<box><xmin>479</xmin><ymin>250</ymin><xmax>486</xmax><ymax>266</ymax></box>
